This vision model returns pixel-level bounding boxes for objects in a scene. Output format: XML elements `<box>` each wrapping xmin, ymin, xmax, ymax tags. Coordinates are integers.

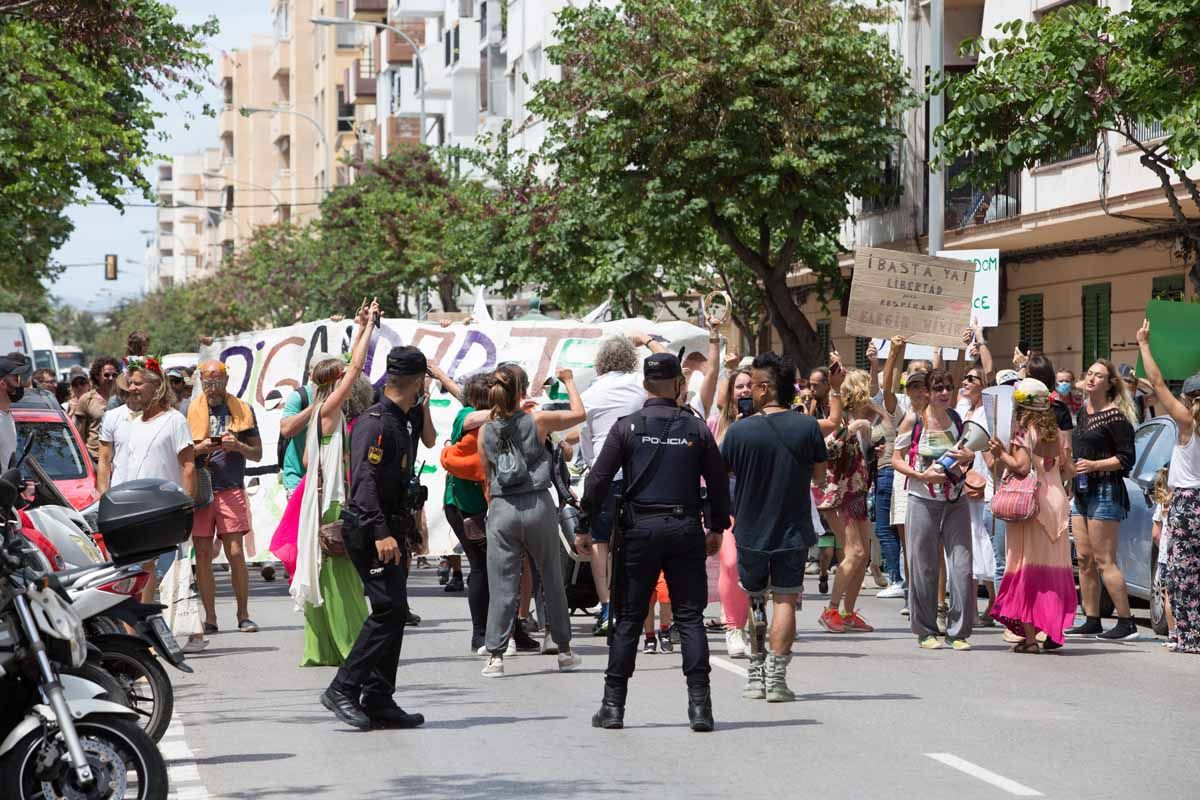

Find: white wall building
<box><xmin>144</xmin><ymin>149</ymin><xmax>227</xmax><ymax>291</ymax></box>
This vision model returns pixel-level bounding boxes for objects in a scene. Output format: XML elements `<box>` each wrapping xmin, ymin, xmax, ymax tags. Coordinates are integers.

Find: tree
<box><xmin>0</xmin><ymin>1</ymin><xmax>216</xmax><ymax>304</ymax></box>
<box><xmin>528</xmin><ymin>0</ymin><xmax>913</xmax><ymax>368</ymax></box>
<box><xmin>936</xmin><ymin>0</ymin><xmax>1200</xmax><ymax>289</ymax></box>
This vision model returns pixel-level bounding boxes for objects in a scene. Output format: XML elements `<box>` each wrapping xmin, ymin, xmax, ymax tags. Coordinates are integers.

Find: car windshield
<box><xmin>14</xmin><ymin>422</ymin><xmax>87</xmax><ymax>481</ymax></box>
<box><xmin>33</xmin><ymin>349</ymin><xmax>55</xmax><ymax>372</ymax></box>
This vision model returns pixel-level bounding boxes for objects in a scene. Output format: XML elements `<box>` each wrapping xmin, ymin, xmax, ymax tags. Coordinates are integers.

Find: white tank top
<box><xmin>1168</xmin><ymin>427</ymin><xmax>1200</xmax><ymax>489</ymax></box>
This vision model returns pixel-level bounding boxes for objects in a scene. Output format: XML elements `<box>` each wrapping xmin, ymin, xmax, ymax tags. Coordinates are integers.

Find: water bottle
<box><xmin>1076</xmin><ymin>470</ymin><xmax>1089</xmax><ymax>495</ymax></box>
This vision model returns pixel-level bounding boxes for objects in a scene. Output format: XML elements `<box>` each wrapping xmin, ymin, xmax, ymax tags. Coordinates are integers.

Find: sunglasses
<box><xmin>962</xmin><ymin>375</ymin><xmax>983</xmax><ymax>384</ymax></box>
<box><xmin>931</xmin><ymin>385</ymin><xmax>954</xmax><ymax>393</ymax></box>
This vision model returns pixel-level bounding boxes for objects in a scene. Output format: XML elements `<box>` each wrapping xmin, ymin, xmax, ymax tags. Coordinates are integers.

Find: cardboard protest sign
<box><xmin>872</xmin><ymin>339</ymin><xmax>961</xmax><ymax>363</ymax></box>
<box><xmin>937</xmin><ymin>248</ymin><xmax>1000</xmax><ymax>328</ymax></box>
<box><xmin>1135</xmin><ymin>299</ymin><xmax>1200</xmax><ymax>381</ymax></box>
<box><xmin>198</xmin><ymin>316</ymin><xmax>709</xmax><ymax>560</ymax></box>
<box><xmin>846</xmin><ymin>248</ymin><xmax>977</xmax><ymax>349</ymax></box>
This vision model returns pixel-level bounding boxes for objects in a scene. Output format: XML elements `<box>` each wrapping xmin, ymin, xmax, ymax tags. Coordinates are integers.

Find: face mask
<box><xmin>1056</xmin><ymin>382</ymin><xmax>1072</xmax><ymax>396</ymax></box>
<box><xmin>736</xmin><ymin>396</ymin><xmax>756</xmax><ymax>417</ymax></box>
<box><xmin>6</xmin><ymin>385</ymin><xmax>23</xmax><ymax>403</ymax></box>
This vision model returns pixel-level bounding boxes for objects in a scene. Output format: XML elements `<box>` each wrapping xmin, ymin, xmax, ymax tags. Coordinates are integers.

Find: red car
<box><xmin>13</xmin><ymin>388</ymin><xmax>98</xmax><ymax>510</ymax></box>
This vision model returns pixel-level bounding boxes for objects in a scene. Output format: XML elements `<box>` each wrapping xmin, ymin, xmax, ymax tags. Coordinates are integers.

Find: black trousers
<box><xmin>329</xmin><ymin>527</ymin><xmax>410</xmax><ymax>708</ymax></box>
<box><xmin>606</xmin><ymin>519</ymin><xmax>710</xmax><ymax>690</ymax></box>
<box><xmin>444</xmin><ymin>504</ymin><xmax>489</xmax><ymax>647</ymax></box>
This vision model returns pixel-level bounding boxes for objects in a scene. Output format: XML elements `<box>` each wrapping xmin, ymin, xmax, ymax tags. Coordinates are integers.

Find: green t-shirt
<box><xmin>281</xmin><ymin>383</ymin><xmax>316</xmax><ymax>491</ymax></box>
<box><xmin>443</xmin><ymin>406</ymin><xmax>488</xmax><ymax>515</ymax></box>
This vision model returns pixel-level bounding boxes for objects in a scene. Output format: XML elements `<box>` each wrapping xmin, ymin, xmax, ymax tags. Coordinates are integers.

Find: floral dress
<box><xmin>1163</xmin><ymin>486</ymin><xmax>1200</xmax><ymax>654</ymax></box>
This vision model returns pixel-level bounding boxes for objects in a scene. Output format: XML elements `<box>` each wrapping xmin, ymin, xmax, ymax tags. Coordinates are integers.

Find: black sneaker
<box><xmin>1065</xmin><ymin>617</ymin><xmax>1103</xmax><ymax>638</ymax></box>
<box><xmin>818</xmin><ymin>575</ymin><xmax>829</xmax><ymax>595</ymax></box>
<box><xmin>643</xmin><ymin>635</ymin><xmax>657</xmax><ymax>654</ymax></box>
<box><xmin>513</xmin><ymin>619</ymin><xmax>541</xmax><ymax>652</ymax></box>
<box><xmin>1097</xmin><ymin>617</ymin><xmax>1140</xmax><ymax>641</ymax></box>
<box><xmin>444</xmin><ymin>574</ymin><xmax>464</xmax><ymax>593</ymax></box>
<box><xmin>657</xmin><ymin>628</ymin><xmax>673</xmax><ymax>653</ymax></box>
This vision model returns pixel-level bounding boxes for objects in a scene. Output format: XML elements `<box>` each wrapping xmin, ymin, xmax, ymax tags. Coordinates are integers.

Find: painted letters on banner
<box><xmin>198</xmin><ymin>316</ymin><xmax>710</xmax><ymax>561</ymax></box>
<box><xmin>845</xmin><ymin>248</ymin><xmax>977</xmax><ymax>349</ymax></box>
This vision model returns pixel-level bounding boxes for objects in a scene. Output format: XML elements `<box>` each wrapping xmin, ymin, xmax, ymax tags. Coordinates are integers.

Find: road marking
<box><xmin>925</xmin><ymin>753</ymin><xmax>1044</xmax><ymax>797</ymax></box>
<box><xmin>710</xmin><ymin>655</ymin><xmax>748</xmax><ymax>678</ymax></box>
<box><xmin>164</xmin><ymin>716</ymin><xmax>211</xmax><ymax>800</ymax></box>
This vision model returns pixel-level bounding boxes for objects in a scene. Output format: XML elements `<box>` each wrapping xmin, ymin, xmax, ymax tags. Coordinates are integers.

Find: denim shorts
<box><xmin>736</xmin><ymin>546</ymin><xmax>807</xmax><ymax>595</ymax></box>
<box><xmin>1073</xmin><ymin>481</ymin><xmax>1128</xmax><ymax>522</ymax></box>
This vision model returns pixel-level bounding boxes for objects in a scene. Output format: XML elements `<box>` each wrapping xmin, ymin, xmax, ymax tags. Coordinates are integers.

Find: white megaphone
<box><xmin>936</xmin><ymin>420</ymin><xmax>990</xmax><ymax>477</ymax></box>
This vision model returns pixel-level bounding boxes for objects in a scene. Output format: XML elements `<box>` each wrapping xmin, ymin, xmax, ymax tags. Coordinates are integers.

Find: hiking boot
<box><xmin>765</xmin><ymin>653</ymin><xmax>795</xmax><ymax>703</ymax></box>
<box><xmin>741</xmin><ymin>655</ymin><xmax>766</xmax><ymax>700</ymax></box>
<box><xmin>687</xmin><ymin>686</ymin><xmax>715</xmax><ymax>732</ymax></box>
<box><xmin>591</xmin><ymin>682</ymin><xmax>626</xmax><ymax>730</ymax></box>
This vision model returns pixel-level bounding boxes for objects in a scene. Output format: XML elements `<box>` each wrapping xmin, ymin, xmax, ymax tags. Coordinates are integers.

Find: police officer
<box><xmin>577</xmin><ymin>352</ymin><xmax>730</xmax><ymax>732</ymax></box>
<box><xmin>321</xmin><ymin>345</ymin><xmax>433</xmax><ymax>731</ymax></box>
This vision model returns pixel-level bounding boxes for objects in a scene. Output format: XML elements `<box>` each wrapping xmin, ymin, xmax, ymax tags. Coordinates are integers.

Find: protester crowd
<box><xmin>37</xmin><ymin>308</ymin><xmax>1198</xmax><ymax>731</ymax></box>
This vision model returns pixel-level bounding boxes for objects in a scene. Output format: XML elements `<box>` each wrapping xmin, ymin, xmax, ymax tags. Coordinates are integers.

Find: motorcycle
<box><xmin>0</xmin><ymin>469</ymin><xmax>167</xmax><ymax>799</ymax></box>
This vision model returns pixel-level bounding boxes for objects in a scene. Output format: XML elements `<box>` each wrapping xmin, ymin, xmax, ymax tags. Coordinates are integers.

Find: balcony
<box><xmin>387</xmin><ymin>115</ymin><xmax>421</xmax><ymax>148</ymax></box>
<box><xmin>946</xmin><ymin>170</ymin><xmax>1021</xmax><ymax>230</ymax></box>
<box><xmin>351</xmin><ymin>0</ymin><xmax>388</xmax><ymax>21</ymax></box>
<box><xmin>448</xmin><ymin>21</ymin><xmax>479</xmax><ymax>74</ymax></box>
<box><xmin>396</xmin><ymin>0</ymin><xmax>446</xmax><ymax>16</ymax></box>
<box><xmin>271</xmin><ymin>37</ymin><xmax>290</xmax><ymax>78</ymax></box>
<box><xmin>347</xmin><ymin>54</ymin><xmax>378</xmax><ymax>105</ymax></box>
<box><xmin>380</xmin><ymin>20</ymin><xmax>424</xmax><ymax>64</ymax></box>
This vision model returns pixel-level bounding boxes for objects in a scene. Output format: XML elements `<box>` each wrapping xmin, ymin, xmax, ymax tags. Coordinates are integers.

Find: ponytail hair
<box><xmin>489</xmin><ymin>364</ymin><xmax>523</xmax><ymax>419</ymax></box>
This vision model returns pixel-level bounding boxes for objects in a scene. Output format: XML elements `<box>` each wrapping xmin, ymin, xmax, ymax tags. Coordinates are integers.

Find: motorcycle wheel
<box><xmin>60</xmin><ymin>662</ymin><xmax>131</xmax><ymax>708</ymax></box>
<box><xmin>0</xmin><ymin>713</ymin><xmax>168</xmax><ymax>799</ymax></box>
<box><xmin>93</xmin><ymin>640</ymin><xmax>173</xmax><ymax>743</ymax></box>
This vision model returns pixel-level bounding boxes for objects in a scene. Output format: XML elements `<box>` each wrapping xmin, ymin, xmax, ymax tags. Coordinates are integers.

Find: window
<box><xmin>15</xmin><ymin>423</ymin><xmax>86</xmax><ymax>481</ymax></box>
<box><xmin>221</xmin><ymin>77</ymin><xmax>233</xmax><ymax>106</ymax></box>
<box><xmin>1018</xmin><ymin>294</ymin><xmax>1044</xmax><ymax>353</ymax></box>
<box><xmin>273</xmin><ymin>2</ymin><xmax>291</xmax><ymax>41</ymax></box>
<box><xmin>480</xmin><ymin>47</ymin><xmax>488</xmax><ymax>111</ymax></box>
<box><xmin>816</xmin><ymin>320</ymin><xmax>832</xmax><ymax>362</ymax></box>
<box><xmin>1081</xmin><ymin>283</ymin><xmax>1111</xmax><ymax>367</ymax></box>
<box><xmin>854</xmin><ymin>337</ymin><xmax>870</xmax><ymax>370</ymax></box>
<box><xmin>336</xmin><ymin>86</ymin><xmax>353</xmax><ymax>132</ymax></box>
<box><xmin>860</xmin><ymin>140</ymin><xmax>901</xmax><ymax>214</ymax></box>
<box><xmin>1152</xmin><ymin>275</ymin><xmax>1185</xmax><ymax>302</ymax></box>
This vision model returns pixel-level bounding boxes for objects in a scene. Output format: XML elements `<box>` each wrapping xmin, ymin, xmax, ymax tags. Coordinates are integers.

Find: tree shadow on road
<box><xmin>171</xmin><ymin>752</ymin><xmax>297</xmax><ymax>767</ymax></box>
<box><xmin>365</xmin><ymin>772</ymin><xmax>652</xmax><ymax>799</ymax></box>
<box><xmin>795</xmin><ymin>690</ymin><xmax>919</xmax><ymax>702</ymax></box>
<box><xmin>636</xmin><ymin>718</ymin><xmax>821</xmax><ymax>731</ymax></box>
<box><xmin>420</xmin><ymin>714</ymin><xmax>568</xmax><ymax>730</ymax></box>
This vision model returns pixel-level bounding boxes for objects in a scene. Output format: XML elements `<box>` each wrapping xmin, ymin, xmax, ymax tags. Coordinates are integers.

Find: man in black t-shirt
<box><xmin>720</xmin><ymin>352</ymin><xmax>827</xmax><ymax>703</ymax></box>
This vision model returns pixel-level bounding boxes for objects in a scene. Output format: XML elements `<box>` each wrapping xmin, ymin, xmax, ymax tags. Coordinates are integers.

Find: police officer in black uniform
<box><xmin>321</xmin><ymin>345</ymin><xmax>432</xmax><ymax>731</ymax></box>
<box><xmin>577</xmin><ymin>352</ymin><xmax>730</xmax><ymax>732</ymax></box>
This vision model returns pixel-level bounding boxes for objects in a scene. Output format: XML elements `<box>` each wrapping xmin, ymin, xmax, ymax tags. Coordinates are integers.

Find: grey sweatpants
<box><xmin>484</xmin><ymin>489</ymin><xmax>572</xmax><ymax>654</ymax></box>
<box><xmin>906</xmin><ymin>494</ymin><xmax>975</xmax><ymax>640</ymax></box>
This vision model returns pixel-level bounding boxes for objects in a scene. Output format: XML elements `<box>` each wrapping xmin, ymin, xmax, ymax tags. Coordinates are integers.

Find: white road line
<box><xmin>925</xmin><ymin>753</ymin><xmax>1044</xmax><ymax>797</ymax></box>
<box><xmin>164</xmin><ymin>715</ymin><xmax>211</xmax><ymax>800</ymax></box>
<box><xmin>709</xmin><ymin>655</ymin><xmax>748</xmax><ymax>678</ymax></box>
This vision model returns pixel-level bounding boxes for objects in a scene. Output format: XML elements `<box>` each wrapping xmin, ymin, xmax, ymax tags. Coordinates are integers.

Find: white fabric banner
<box><xmin>198</xmin><ymin>316</ymin><xmax>709</xmax><ymax>561</ymax></box>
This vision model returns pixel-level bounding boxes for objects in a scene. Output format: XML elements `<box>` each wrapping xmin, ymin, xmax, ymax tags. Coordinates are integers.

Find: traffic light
<box><xmin>104</xmin><ymin>254</ymin><xmax>118</xmax><ymax>281</ymax></box>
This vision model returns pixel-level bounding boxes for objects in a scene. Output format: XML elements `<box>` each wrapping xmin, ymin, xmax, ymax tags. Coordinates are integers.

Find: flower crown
<box><xmin>123</xmin><ymin>355</ymin><xmax>163</xmax><ymax>375</ymax></box>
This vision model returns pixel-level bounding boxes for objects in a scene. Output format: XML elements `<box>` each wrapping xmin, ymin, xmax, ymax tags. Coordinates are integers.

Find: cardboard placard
<box><xmin>846</xmin><ymin>248</ymin><xmax>977</xmax><ymax>349</ymax></box>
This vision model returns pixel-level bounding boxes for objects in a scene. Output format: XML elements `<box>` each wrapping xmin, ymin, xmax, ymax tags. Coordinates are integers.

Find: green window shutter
<box><xmin>1152</xmin><ymin>275</ymin><xmax>1185</xmax><ymax>302</ymax></box>
<box><xmin>854</xmin><ymin>337</ymin><xmax>870</xmax><ymax>370</ymax></box>
<box><xmin>1018</xmin><ymin>294</ymin><xmax>1044</xmax><ymax>353</ymax></box>
<box><xmin>816</xmin><ymin>319</ymin><xmax>832</xmax><ymax>363</ymax></box>
<box><xmin>1081</xmin><ymin>283</ymin><xmax>1111</xmax><ymax>367</ymax></box>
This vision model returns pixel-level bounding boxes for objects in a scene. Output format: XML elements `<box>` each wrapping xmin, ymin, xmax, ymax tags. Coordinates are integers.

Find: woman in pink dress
<box><xmin>987</xmin><ymin>378</ymin><xmax>1076</xmax><ymax>652</ymax></box>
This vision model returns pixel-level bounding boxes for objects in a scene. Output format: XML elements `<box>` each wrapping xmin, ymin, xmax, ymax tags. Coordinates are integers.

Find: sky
<box><xmin>47</xmin><ymin>1</ymin><xmax>273</xmax><ymax>313</ymax></box>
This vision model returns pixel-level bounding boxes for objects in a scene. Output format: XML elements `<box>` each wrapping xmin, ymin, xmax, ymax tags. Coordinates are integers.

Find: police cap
<box><xmin>643</xmin><ymin>352</ymin><xmax>682</xmax><ymax>380</ymax></box>
<box><xmin>387</xmin><ymin>346</ymin><xmax>427</xmax><ymax>377</ymax></box>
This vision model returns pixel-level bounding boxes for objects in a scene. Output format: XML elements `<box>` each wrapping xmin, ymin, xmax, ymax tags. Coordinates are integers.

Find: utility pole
<box><xmin>928</xmin><ymin>0</ymin><xmax>945</xmax><ymax>255</ymax></box>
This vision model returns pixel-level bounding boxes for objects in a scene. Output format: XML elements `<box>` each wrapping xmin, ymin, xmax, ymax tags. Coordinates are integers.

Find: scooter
<box><xmin>0</xmin><ymin>470</ymin><xmax>167</xmax><ymax>799</ymax></box>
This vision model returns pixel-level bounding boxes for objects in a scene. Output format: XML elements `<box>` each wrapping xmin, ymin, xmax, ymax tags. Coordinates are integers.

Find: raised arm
<box><xmin>971</xmin><ymin>320</ymin><xmax>994</xmax><ymax>383</ymax></box>
<box><xmin>817</xmin><ymin>352</ymin><xmax>846</xmax><ymax>437</ymax></box>
<box><xmin>427</xmin><ymin>363</ymin><xmax>463</xmax><ymax>403</ymax></box>
<box><xmin>535</xmin><ymin>368</ymin><xmax>586</xmax><ymax>438</ymax></box>
<box><xmin>1137</xmin><ymin>319</ymin><xmax>1193</xmax><ymax>441</ymax></box>
<box><xmin>696</xmin><ymin>320</ymin><xmax>722</xmax><ymax>417</ymax></box>
<box><xmin>880</xmin><ymin>336</ymin><xmax>904</xmax><ymax>416</ymax></box>
<box><xmin>321</xmin><ymin>299</ymin><xmax>377</xmax><ymax>423</ymax></box>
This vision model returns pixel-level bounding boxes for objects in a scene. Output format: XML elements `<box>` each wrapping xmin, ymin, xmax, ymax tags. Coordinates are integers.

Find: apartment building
<box><xmin>216</xmin><ymin>39</ymin><xmax>276</xmax><ymax>255</ymax></box>
<box><xmin>794</xmin><ymin>0</ymin><xmax>1197</xmax><ymax>378</ymax></box>
<box><xmin>144</xmin><ymin>149</ymin><xmax>226</xmax><ymax>291</ymax></box>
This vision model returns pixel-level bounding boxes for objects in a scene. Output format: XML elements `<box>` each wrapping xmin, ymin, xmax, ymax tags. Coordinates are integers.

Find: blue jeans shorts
<box><xmin>1072</xmin><ymin>481</ymin><xmax>1128</xmax><ymax>522</ymax></box>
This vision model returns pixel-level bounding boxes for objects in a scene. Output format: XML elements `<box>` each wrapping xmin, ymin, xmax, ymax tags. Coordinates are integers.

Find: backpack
<box><xmin>493</xmin><ymin>419</ymin><xmax>531</xmax><ymax>488</ymax></box>
<box><xmin>275</xmin><ymin>385</ymin><xmax>309</xmax><ymax>472</ymax></box>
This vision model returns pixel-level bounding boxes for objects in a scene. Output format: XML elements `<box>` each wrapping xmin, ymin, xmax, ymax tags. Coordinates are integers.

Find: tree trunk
<box><xmin>437</xmin><ymin>274</ymin><xmax>460</xmax><ymax>312</ymax></box>
<box><xmin>760</xmin><ymin>268</ymin><xmax>824</xmax><ymax>372</ymax></box>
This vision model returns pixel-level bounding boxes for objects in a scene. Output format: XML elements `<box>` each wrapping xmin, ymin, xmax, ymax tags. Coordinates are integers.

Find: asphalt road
<box><xmin>163</xmin><ymin>565</ymin><xmax>1198</xmax><ymax>800</ymax></box>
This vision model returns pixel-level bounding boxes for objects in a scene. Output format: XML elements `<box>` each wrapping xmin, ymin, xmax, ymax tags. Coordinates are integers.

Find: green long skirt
<box><xmin>301</xmin><ymin>504</ymin><xmax>368</xmax><ymax>667</ymax></box>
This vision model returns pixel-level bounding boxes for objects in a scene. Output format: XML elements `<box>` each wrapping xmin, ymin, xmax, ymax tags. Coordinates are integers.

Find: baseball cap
<box><xmin>644</xmin><ymin>352</ymin><xmax>683</xmax><ymax>380</ymax></box>
<box><xmin>68</xmin><ymin>366</ymin><xmax>89</xmax><ymax>384</ymax></box>
<box><xmin>1183</xmin><ymin>373</ymin><xmax>1200</xmax><ymax>398</ymax></box>
<box><xmin>0</xmin><ymin>352</ymin><xmax>30</xmax><ymax>379</ymax></box>
<box><xmin>995</xmin><ymin>369</ymin><xmax>1020</xmax><ymax>386</ymax></box>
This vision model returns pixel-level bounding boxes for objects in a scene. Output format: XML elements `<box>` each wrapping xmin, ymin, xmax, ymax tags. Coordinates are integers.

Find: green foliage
<box><xmin>0</xmin><ymin>1</ymin><xmax>217</xmax><ymax>306</ymax></box>
<box><xmin>47</xmin><ymin>304</ymin><xmax>102</xmax><ymax>361</ymax></box>
<box><xmin>523</xmin><ymin>0</ymin><xmax>913</xmax><ymax>366</ymax></box>
<box><xmin>937</xmin><ymin>0</ymin><xmax>1200</xmax><ymax>246</ymax></box>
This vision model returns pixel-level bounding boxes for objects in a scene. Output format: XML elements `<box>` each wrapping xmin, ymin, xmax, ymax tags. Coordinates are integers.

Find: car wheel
<box><xmin>1150</xmin><ymin>558</ymin><xmax>1169</xmax><ymax>637</ymax></box>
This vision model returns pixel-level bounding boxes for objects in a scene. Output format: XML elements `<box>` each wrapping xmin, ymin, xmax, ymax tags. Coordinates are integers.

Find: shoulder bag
<box><xmin>991</xmin><ymin>468</ymin><xmax>1039</xmax><ymax>522</ymax></box>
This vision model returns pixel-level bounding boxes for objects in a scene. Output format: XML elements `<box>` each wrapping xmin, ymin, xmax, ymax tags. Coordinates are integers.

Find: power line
<box><xmin>84</xmin><ymin>201</ymin><xmax>326</xmax><ymax>209</ymax></box>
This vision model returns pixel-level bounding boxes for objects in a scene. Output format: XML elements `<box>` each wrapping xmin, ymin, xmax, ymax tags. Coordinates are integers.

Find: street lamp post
<box><xmin>310</xmin><ymin>16</ymin><xmax>428</xmax><ymax>148</ymax></box>
<box><xmin>240</xmin><ymin>105</ymin><xmax>332</xmax><ymax>198</ymax></box>
<box><xmin>202</xmin><ymin>169</ymin><xmax>283</xmax><ymax>212</ymax></box>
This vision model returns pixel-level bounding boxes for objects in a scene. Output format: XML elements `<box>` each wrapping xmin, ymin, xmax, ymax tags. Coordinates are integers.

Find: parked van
<box><xmin>25</xmin><ymin>323</ymin><xmax>57</xmax><ymax>377</ymax></box>
<box><xmin>0</xmin><ymin>313</ymin><xmax>30</xmax><ymax>361</ymax></box>
<box><xmin>54</xmin><ymin>345</ymin><xmax>85</xmax><ymax>381</ymax></box>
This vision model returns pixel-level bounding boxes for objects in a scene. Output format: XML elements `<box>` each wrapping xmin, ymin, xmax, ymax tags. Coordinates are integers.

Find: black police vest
<box><xmin>622</xmin><ymin>411</ymin><xmax>706</xmax><ymax>511</ymax></box>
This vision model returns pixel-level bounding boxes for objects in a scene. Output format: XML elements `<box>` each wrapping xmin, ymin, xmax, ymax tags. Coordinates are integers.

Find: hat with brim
<box><xmin>1183</xmin><ymin>373</ymin><xmax>1200</xmax><ymax>399</ymax></box>
<box><xmin>1013</xmin><ymin>377</ymin><xmax>1051</xmax><ymax>411</ymax></box>
<box><xmin>996</xmin><ymin>369</ymin><xmax>1021</xmax><ymax>386</ymax></box>
<box><xmin>68</xmin><ymin>366</ymin><xmax>89</xmax><ymax>385</ymax></box>
<box><xmin>0</xmin><ymin>352</ymin><xmax>30</xmax><ymax>380</ymax></box>
<box><xmin>166</xmin><ymin>367</ymin><xmax>192</xmax><ymax>385</ymax></box>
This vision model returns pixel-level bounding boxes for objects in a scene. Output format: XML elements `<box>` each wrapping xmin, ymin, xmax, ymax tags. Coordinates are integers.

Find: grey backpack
<box><xmin>493</xmin><ymin>421</ymin><xmax>530</xmax><ymax>488</ymax></box>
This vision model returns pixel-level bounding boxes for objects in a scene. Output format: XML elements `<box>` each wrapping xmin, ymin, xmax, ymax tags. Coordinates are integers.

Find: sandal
<box><xmin>203</xmin><ymin>622</ymin><xmax>218</xmax><ymax>635</ymax></box>
<box><xmin>1013</xmin><ymin>640</ymin><xmax>1040</xmax><ymax>654</ymax></box>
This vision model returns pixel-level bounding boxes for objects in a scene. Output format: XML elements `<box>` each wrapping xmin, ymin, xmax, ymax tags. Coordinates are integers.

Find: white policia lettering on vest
<box><xmin>638</xmin><ymin>436</ymin><xmax>694</xmax><ymax>446</ymax></box>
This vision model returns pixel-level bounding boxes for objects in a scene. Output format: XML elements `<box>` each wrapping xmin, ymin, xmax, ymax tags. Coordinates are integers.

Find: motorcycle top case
<box><xmin>98</xmin><ymin>479</ymin><xmax>194</xmax><ymax>564</ymax></box>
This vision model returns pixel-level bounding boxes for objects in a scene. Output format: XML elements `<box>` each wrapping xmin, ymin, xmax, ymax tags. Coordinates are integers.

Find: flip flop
<box><xmin>1013</xmin><ymin>640</ymin><xmax>1040</xmax><ymax>654</ymax></box>
<box><xmin>203</xmin><ymin>622</ymin><xmax>218</xmax><ymax>635</ymax></box>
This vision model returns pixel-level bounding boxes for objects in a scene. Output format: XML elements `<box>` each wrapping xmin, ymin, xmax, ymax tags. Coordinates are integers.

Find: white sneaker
<box><xmin>505</xmin><ymin>638</ymin><xmax>517</xmax><ymax>657</ymax></box>
<box><xmin>541</xmin><ymin>632</ymin><xmax>559</xmax><ymax>655</ymax></box>
<box><xmin>182</xmin><ymin>637</ymin><xmax>209</xmax><ymax>654</ymax></box>
<box><xmin>557</xmin><ymin>651</ymin><xmax>582</xmax><ymax>671</ymax></box>
<box><xmin>475</xmin><ymin>645</ymin><xmax>489</xmax><ymax>655</ymax></box>
<box><xmin>725</xmin><ymin>627</ymin><xmax>747</xmax><ymax>659</ymax></box>
<box><xmin>481</xmin><ymin>655</ymin><xmax>504</xmax><ymax>677</ymax></box>
<box><xmin>878</xmin><ymin>583</ymin><xmax>906</xmax><ymax>599</ymax></box>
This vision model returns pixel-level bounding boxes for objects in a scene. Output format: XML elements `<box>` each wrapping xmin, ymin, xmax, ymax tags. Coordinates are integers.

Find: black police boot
<box><xmin>687</xmin><ymin>685</ymin><xmax>715</xmax><ymax>733</ymax></box>
<box><xmin>591</xmin><ymin>682</ymin><xmax>627</xmax><ymax>730</ymax></box>
<box><xmin>320</xmin><ymin>687</ymin><xmax>370</xmax><ymax>731</ymax></box>
<box><xmin>364</xmin><ymin>702</ymin><xmax>426</xmax><ymax>729</ymax></box>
